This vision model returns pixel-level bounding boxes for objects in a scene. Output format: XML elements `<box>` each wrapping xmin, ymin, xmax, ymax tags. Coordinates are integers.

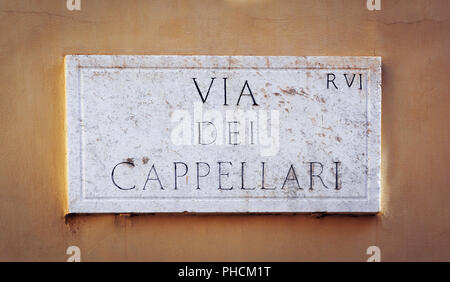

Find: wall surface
<box><xmin>0</xmin><ymin>0</ymin><xmax>449</xmax><ymax>261</ymax></box>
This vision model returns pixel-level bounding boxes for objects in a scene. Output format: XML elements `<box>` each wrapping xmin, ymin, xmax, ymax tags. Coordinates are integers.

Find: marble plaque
<box><xmin>65</xmin><ymin>55</ymin><xmax>381</xmax><ymax>213</ymax></box>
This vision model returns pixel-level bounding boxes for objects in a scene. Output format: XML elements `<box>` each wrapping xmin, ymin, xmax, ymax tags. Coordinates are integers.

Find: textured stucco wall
<box><xmin>0</xmin><ymin>0</ymin><xmax>448</xmax><ymax>261</ymax></box>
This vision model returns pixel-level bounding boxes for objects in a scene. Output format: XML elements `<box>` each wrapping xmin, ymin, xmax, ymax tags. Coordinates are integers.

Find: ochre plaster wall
<box><xmin>0</xmin><ymin>0</ymin><xmax>448</xmax><ymax>261</ymax></box>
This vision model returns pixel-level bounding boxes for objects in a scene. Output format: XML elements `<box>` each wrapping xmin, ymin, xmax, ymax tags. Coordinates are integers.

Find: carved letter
<box><xmin>308</xmin><ymin>162</ymin><xmax>329</xmax><ymax>190</ymax></box>
<box><xmin>143</xmin><ymin>164</ymin><xmax>164</xmax><ymax>190</ymax></box>
<box><xmin>193</xmin><ymin>78</ymin><xmax>216</xmax><ymax>103</ymax></box>
<box><xmin>281</xmin><ymin>165</ymin><xmax>302</xmax><ymax>190</ymax></box>
<box><xmin>174</xmin><ymin>162</ymin><xmax>188</xmax><ymax>189</ymax></box>
<box><xmin>327</xmin><ymin>73</ymin><xmax>338</xmax><ymax>89</ymax></box>
<box><xmin>237</xmin><ymin>80</ymin><xmax>258</xmax><ymax>106</ymax></box>
<box><xmin>111</xmin><ymin>162</ymin><xmax>136</xmax><ymax>190</ymax></box>
<box><xmin>196</xmin><ymin>162</ymin><xmax>210</xmax><ymax>190</ymax></box>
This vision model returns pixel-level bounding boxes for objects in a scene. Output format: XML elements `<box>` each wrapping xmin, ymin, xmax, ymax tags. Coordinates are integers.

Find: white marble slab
<box><xmin>65</xmin><ymin>55</ymin><xmax>381</xmax><ymax>213</ymax></box>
